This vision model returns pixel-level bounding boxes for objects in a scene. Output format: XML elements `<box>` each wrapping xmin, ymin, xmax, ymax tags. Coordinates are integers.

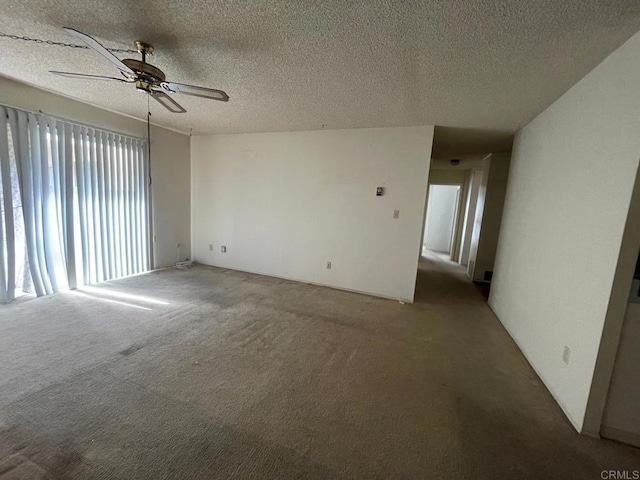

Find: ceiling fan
<box><xmin>50</xmin><ymin>28</ymin><xmax>229</xmax><ymax>113</ymax></box>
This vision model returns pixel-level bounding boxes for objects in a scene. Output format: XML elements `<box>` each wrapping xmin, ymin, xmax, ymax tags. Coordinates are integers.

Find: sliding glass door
<box><xmin>0</xmin><ymin>105</ymin><xmax>151</xmax><ymax>303</ymax></box>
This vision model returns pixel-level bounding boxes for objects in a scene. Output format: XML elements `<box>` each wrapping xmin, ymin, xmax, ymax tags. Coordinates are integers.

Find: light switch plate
<box><xmin>563</xmin><ymin>345</ymin><xmax>571</xmax><ymax>365</ymax></box>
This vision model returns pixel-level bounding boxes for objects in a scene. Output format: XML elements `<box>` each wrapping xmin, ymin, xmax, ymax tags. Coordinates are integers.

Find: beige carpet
<box><xmin>0</xmin><ymin>255</ymin><xmax>638</xmax><ymax>479</ymax></box>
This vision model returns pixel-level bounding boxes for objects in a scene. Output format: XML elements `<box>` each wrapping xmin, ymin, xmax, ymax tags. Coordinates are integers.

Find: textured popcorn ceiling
<box><xmin>1</xmin><ymin>0</ymin><xmax>640</xmax><ymax>153</ymax></box>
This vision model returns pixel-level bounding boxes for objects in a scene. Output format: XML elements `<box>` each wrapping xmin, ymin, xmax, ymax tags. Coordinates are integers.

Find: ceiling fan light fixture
<box><xmin>135</xmin><ymin>79</ymin><xmax>151</xmax><ymax>92</ymax></box>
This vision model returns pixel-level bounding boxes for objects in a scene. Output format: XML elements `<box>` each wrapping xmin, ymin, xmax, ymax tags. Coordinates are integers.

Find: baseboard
<box><xmin>601</xmin><ymin>426</ymin><xmax>640</xmax><ymax>448</ymax></box>
<box><xmin>192</xmin><ymin>261</ymin><xmax>414</xmax><ymax>304</ymax></box>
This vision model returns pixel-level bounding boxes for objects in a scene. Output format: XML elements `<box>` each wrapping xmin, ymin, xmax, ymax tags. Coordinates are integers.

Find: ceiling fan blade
<box><xmin>150</xmin><ymin>91</ymin><xmax>187</xmax><ymax>113</ymax></box>
<box><xmin>160</xmin><ymin>81</ymin><xmax>229</xmax><ymax>102</ymax></box>
<box><xmin>63</xmin><ymin>27</ymin><xmax>136</xmax><ymax>77</ymax></box>
<box><xmin>50</xmin><ymin>71</ymin><xmax>132</xmax><ymax>82</ymax></box>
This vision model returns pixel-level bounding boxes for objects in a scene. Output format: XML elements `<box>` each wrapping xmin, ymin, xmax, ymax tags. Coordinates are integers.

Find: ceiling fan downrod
<box><xmin>134</xmin><ymin>41</ymin><xmax>153</xmax><ymax>63</ymax></box>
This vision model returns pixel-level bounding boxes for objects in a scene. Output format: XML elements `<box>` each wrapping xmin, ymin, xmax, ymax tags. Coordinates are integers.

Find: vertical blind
<box><xmin>0</xmin><ymin>105</ymin><xmax>151</xmax><ymax>303</ymax></box>
<box><xmin>72</xmin><ymin>124</ymin><xmax>152</xmax><ymax>285</ymax></box>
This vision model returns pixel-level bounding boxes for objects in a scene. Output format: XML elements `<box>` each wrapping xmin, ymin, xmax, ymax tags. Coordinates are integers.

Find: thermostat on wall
<box><xmin>376</xmin><ymin>187</ymin><xmax>384</xmax><ymax>196</ymax></box>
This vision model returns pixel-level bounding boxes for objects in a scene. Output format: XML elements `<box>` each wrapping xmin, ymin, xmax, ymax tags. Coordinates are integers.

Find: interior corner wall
<box><xmin>191</xmin><ymin>126</ymin><xmax>434</xmax><ymax>302</ymax></box>
<box><xmin>149</xmin><ymin>127</ymin><xmax>191</xmax><ymax>268</ymax></box>
<box><xmin>488</xmin><ymin>31</ymin><xmax>640</xmax><ymax>433</ymax></box>
<box><xmin>0</xmin><ymin>75</ymin><xmax>191</xmax><ymax>269</ymax></box>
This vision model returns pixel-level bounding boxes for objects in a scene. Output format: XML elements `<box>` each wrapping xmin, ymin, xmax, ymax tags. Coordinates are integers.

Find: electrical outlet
<box><xmin>326</xmin><ymin>261</ymin><xmax>332</xmax><ymax>270</ymax></box>
<box><xmin>562</xmin><ymin>345</ymin><xmax>571</xmax><ymax>365</ymax></box>
<box><xmin>221</xmin><ymin>246</ymin><xmax>227</xmax><ymax>253</ymax></box>
<box><xmin>393</xmin><ymin>210</ymin><xmax>400</xmax><ymax>219</ymax></box>
<box><xmin>209</xmin><ymin>244</ymin><xmax>213</xmax><ymax>251</ymax></box>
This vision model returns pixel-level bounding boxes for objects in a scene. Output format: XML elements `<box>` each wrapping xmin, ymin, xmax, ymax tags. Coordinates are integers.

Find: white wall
<box><xmin>191</xmin><ymin>126</ymin><xmax>434</xmax><ymax>302</ymax></box>
<box><xmin>489</xmin><ymin>31</ymin><xmax>640</xmax><ymax>433</ymax></box>
<box><xmin>0</xmin><ymin>76</ymin><xmax>191</xmax><ymax>268</ymax></box>
<box><xmin>424</xmin><ymin>185</ymin><xmax>460</xmax><ymax>253</ymax></box>
<box><xmin>150</xmin><ymin>131</ymin><xmax>191</xmax><ymax>267</ymax></box>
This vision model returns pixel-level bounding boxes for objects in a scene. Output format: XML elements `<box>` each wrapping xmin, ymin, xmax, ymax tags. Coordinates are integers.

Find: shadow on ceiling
<box><xmin>432</xmin><ymin>126</ymin><xmax>514</xmax><ymax>160</ymax></box>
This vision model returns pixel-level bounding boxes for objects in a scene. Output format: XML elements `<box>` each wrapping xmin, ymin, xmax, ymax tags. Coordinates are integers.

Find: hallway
<box><xmin>415</xmin><ymin>251</ymin><xmax>483</xmax><ymax>305</ymax></box>
<box><xmin>0</xmin><ymin>257</ymin><xmax>638</xmax><ymax>478</ymax></box>
<box><xmin>412</xmin><ymin>252</ymin><xmax>640</xmax><ymax>474</ymax></box>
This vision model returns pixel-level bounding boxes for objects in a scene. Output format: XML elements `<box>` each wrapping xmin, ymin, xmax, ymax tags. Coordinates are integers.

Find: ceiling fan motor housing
<box><xmin>122</xmin><ymin>58</ymin><xmax>166</xmax><ymax>92</ymax></box>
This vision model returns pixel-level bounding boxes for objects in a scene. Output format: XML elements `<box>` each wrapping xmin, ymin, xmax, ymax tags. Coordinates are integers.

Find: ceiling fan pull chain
<box><xmin>0</xmin><ymin>32</ymin><xmax>138</xmax><ymax>54</ymax></box>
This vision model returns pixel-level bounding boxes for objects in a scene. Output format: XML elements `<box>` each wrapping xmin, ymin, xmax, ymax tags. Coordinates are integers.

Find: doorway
<box><xmin>423</xmin><ymin>184</ymin><xmax>461</xmax><ymax>256</ymax></box>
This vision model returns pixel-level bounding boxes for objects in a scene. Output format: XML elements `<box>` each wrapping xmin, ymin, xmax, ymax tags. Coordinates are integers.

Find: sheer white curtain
<box><xmin>1</xmin><ymin>108</ymin><xmax>66</xmax><ymax>299</ymax></box>
<box><xmin>0</xmin><ymin>106</ymin><xmax>18</xmax><ymax>303</ymax></box>
<box><xmin>0</xmin><ymin>105</ymin><xmax>150</xmax><ymax>303</ymax></box>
